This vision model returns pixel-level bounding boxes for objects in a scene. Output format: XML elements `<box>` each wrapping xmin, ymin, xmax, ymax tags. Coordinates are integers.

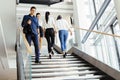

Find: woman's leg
<box><xmin>39</xmin><ymin>37</ymin><xmax>43</xmax><ymax>49</ymax></box>
<box><xmin>62</xmin><ymin>30</ymin><xmax>68</xmax><ymax>58</ymax></box>
<box><xmin>45</xmin><ymin>30</ymin><xmax>51</xmax><ymax>53</ymax></box>
<box><xmin>59</xmin><ymin>30</ymin><xmax>64</xmax><ymax>51</ymax></box>
<box><xmin>39</xmin><ymin>27</ymin><xmax>44</xmax><ymax>49</ymax></box>
<box><xmin>64</xmin><ymin>30</ymin><xmax>68</xmax><ymax>51</ymax></box>
<box><xmin>48</xmin><ymin>28</ymin><xmax>55</xmax><ymax>55</ymax></box>
<box><xmin>50</xmin><ymin>28</ymin><xmax>55</xmax><ymax>48</ymax></box>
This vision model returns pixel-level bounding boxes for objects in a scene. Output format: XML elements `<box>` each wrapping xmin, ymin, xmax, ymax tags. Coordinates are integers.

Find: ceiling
<box><xmin>16</xmin><ymin>0</ymin><xmax>73</xmax><ymax>24</ymax></box>
<box><xmin>17</xmin><ymin>0</ymin><xmax>73</xmax><ymax>16</ymax></box>
<box><xmin>19</xmin><ymin>0</ymin><xmax>64</xmax><ymax>5</ymax></box>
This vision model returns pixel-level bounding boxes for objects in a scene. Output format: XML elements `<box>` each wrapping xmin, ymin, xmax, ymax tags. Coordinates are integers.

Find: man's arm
<box><xmin>36</xmin><ymin>18</ymin><xmax>40</xmax><ymax>34</ymax></box>
<box><xmin>21</xmin><ymin>15</ymin><xmax>26</xmax><ymax>28</ymax></box>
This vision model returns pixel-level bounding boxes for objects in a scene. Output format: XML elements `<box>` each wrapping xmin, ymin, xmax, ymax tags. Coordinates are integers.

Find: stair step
<box><xmin>31</xmin><ymin>63</ymin><xmax>87</xmax><ymax>69</ymax></box>
<box><xmin>31</xmin><ymin>61</ymin><xmax>85</xmax><ymax>65</ymax></box>
<box><xmin>32</xmin><ymin>75</ymin><xmax>104</xmax><ymax>80</ymax></box>
<box><xmin>31</xmin><ymin>55</ymin><xmax>76</xmax><ymax>58</ymax></box>
<box><xmin>30</xmin><ymin>54</ymin><xmax>105</xmax><ymax>80</ymax></box>
<box><xmin>32</xmin><ymin>71</ymin><xmax>97</xmax><ymax>78</ymax></box>
<box><xmin>31</xmin><ymin>54</ymin><xmax>73</xmax><ymax>57</ymax></box>
<box><xmin>31</xmin><ymin>58</ymin><xmax>81</xmax><ymax>62</ymax></box>
<box><xmin>31</xmin><ymin>56</ymin><xmax>80</xmax><ymax>60</ymax></box>
<box><xmin>31</xmin><ymin>57</ymin><xmax>79</xmax><ymax>60</ymax></box>
<box><xmin>32</xmin><ymin>67</ymin><xmax>93</xmax><ymax>73</ymax></box>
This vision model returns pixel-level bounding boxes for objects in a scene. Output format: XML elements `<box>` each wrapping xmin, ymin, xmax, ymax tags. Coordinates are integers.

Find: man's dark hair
<box><xmin>36</xmin><ymin>13</ymin><xmax>40</xmax><ymax>17</ymax></box>
<box><xmin>30</xmin><ymin>6</ymin><xmax>36</xmax><ymax>10</ymax></box>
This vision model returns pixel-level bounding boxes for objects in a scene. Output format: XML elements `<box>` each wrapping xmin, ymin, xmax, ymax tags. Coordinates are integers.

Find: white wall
<box><xmin>0</xmin><ymin>0</ymin><xmax>16</xmax><ymax>69</ymax></box>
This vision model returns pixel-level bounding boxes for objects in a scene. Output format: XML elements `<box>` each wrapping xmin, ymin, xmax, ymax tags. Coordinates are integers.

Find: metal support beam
<box><xmin>81</xmin><ymin>0</ymin><xmax>111</xmax><ymax>43</ymax></box>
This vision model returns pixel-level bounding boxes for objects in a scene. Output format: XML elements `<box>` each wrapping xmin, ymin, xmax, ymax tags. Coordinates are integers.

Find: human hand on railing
<box><xmin>68</xmin><ymin>29</ymin><xmax>72</xmax><ymax>35</ymax></box>
<box><xmin>54</xmin><ymin>30</ymin><xmax>57</xmax><ymax>37</ymax></box>
<box><xmin>54</xmin><ymin>30</ymin><xmax>57</xmax><ymax>34</ymax></box>
<box><xmin>70</xmin><ymin>31</ymin><xmax>72</xmax><ymax>35</ymax></box>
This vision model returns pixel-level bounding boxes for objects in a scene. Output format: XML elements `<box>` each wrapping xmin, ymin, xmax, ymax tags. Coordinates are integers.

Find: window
<box><xmin>80</xmin><ymin>0</ymin><xmax>120</xmax><ymax>70</ymax></box>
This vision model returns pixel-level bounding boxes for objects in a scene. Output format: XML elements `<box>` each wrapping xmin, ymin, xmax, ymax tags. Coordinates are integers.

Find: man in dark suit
<box><xmin>21</xmin><ymin>6</ymin><xmax>40</xmax><ymax>63</ymax></box>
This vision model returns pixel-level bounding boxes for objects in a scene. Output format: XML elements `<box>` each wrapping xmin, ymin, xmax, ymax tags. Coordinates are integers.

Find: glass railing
<box><xmin>77</xmin><ymin>27</ymin><xmax>120</xmax><ymax>71</ymax></box>
<box><xmin>16</xmin><ymin>26</ymin><xmax>32</xmax><ymax>80</ymax></box>
<box><xmin>55</xmin><ymin>24</ymin><xmax>120</xmax><ymax>71</ymax></box>
<box><xmin>70</xmin><ymin>0</ymin><xmax>120</xmax><ymax>72</ymax></box>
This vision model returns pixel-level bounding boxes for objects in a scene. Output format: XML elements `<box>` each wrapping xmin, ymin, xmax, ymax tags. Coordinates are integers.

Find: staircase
<box><xmin>30</xmin><ymin>54</ymin><xmax>107</xmax><ymax>80</ymax></box>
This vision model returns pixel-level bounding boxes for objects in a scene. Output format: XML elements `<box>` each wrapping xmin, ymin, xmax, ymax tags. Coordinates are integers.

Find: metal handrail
<box><xmin>73</xmin><ymin>25</ymin><xmax>120</xmax><ymax>38</ymax></box>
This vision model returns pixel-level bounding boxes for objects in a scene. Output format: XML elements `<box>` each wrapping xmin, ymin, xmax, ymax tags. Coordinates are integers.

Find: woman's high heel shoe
<box><xmin>63</xmin><ymin>52</ymin><xmax>67</xmax><ymax>58</ymax></box>
<box><xmin>49</xmin><ymin>54</ymin><xmax>52</xmax><ymax>59</ymax></box>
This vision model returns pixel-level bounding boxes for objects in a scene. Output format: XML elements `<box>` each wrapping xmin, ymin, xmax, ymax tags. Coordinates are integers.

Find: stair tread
<box><xmin>31</xmin><ymin>56</ymin><xmax>76</xmax><ymax>58</ymax></box>
<box><xmin>32</xmin><ymin>67</ymin><xmax>93</xmax><ymax>72</ymax></box>
<box><xmin>31</xmin><ymin>59</ymin><xmax>82</xmax><ymax>63</ymax></box>
<box><xmin>31</xmin><ymin>54</ymin><xmax>73</xmax><ymax>57</ymax></box>
<box><xmin>31</xmin><ymin>60</ymin><xmax>82</xmax><ymax>63</ymax></box>
<box><xmin>31</xmin><ymin>58</ymin><xmax>82</xmax><ymax>61</ymax></box>
<box><xmin>32</xmin><ymin>75</ymin><xmax>104</xmax><ymax>80</ymax></box>
<box><xmin>29</xmin><ymin>55</ymin><xmax>104</xmax><ymax>80</ymax></box>
<box><xmin>32</xmin><ymin>71</ymin><xmax>97</xmax><ymax>77</ymax></box>
<box><xmin>31</xmin><ymin>58</ymin><xmax>80</xmax><ymax>60</ymax></box>
<box><xmin>31</xmin><ymin>63</ymin><xmax>87</xmax><ymax>68</ymax></box>
<box><xmin>31</xmin><ymin>61</ymin><xmax>85</xmax><ymax>65</ymax></box>
<box><xmin>32</xmin><ymin>60</ymin><xmax>83</xmax><ymax>64</ymax></box>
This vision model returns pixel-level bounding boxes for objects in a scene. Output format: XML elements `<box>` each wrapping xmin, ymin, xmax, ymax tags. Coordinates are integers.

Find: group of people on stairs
<box><xmin>21</xmin><ymin>6</ymin><xmax>72</xmax><ymax>64</ymax></box>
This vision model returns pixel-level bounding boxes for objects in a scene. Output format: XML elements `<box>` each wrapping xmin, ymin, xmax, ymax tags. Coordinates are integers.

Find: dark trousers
<box><xmin>39</xmin><ymin>26</ymin><xmax>44</xmax><ymax>37</ymax></box>
<box><xmin>45</xmin><ymin>28</ymin><xmax>55</xmax><ymax>53</ymax></box>
<box><xmin>25</xmin><ymin>33</ymin><xmax>40</xmax><ymax>61</ymax></box>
